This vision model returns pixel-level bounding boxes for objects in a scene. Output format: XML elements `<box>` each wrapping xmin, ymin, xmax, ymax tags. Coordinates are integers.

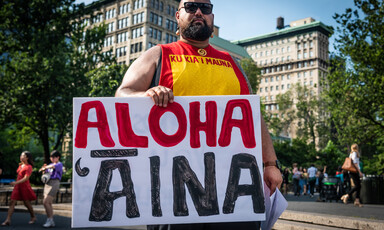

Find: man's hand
<box><xmin>144</xmin><ymin>86</ymin><xmax>174</xmax><ymax>107</ymax></box>
<box><xmin>264</xmin><ymin>166</ymin><xmax>282</xmax><ymax>196</ymax></box>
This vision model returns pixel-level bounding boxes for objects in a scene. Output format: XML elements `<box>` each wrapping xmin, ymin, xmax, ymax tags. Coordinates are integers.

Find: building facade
<box><xmin>233</xmin><ymin>18</ymin><xmax>332</xmax><ymax>139</ymax></box>
<box><xmin>81</xmin><ymin>0</ymin><xmax>249</xmax><ymax>65</ymax></box>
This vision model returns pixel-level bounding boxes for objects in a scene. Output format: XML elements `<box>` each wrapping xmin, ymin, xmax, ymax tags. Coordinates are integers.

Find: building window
<box><xmin>117</xmin><ymin>31</ymin><xmax>129</xmax><ymax>43</ymax></box>
<box><xmin>270</xmin><ymin>86</ymin><xmax>273</xmax><ymax>91</ymax></box>
<box><xmin>120</xmin><ymin>3</ymin><xmax>130</xmax><ymax>14</ymax></box>
<box><xmin>130</xmin><ymin>42</ymin><xmax>143</xmax><ymax>53</ymax></box>
<box><xmin>270</xmin><ymin>77</ymin><xmax>274</xmax><ymax>82</ymax></box>
<box><xmin>281</xmin><ymin>84</ymin><xmax>284</xmax><ymax>90</ymax></box>
<box><xmin>287</xmin><ymin>46</ymin><xmax>291</xmax><ymax>52</ymax></box>
<box><xmin>287</xmin><ymin>83</ymin><xmax>291</xmax><ymax>89</ymax></box>
<box><xmin>105</xmin><ymin>8</ymin><xmax>116</xmax><ymax>20</ymax></box>
<box><xmin>265</xmin><ymin>87</ymin><xmax>268</xmax><ymax>92</ymax></box>
<box><xmin>118</xmin><ymin>17</ymin><xmax>129</xmax><ymax>29</ymax></box>
<box><xmin>276</xmin><ymin>76</ymin><xmax>279</xmax><ymax>81</ymax></box>
<box><xmin>104</xmin><ymin>36</ymin><xmax>114</xmax><ymax>47</ymax></box>
<box><xmin>134</xmin><ymin>0</ymin><xmax>144</xmax><ymax>10</ymax></box>
<box><xmin>116</xmin><ymin>46</ymin><xmax>127</xmax><ymax>57</ymax></box>
<box><xmin>260</xmin><ymin>88</ymin><xmax>263</xmax><ymax>93</ymax></box>
<box><xmin>106</xmin><ymin>22</ymin><xmax>115</xmax><ymax>33</ymax></box>
<box><xmin>149</xmin><ymin>12</ymin><xmax>163</xmax><ymax>26</ymax></box>
<box><xmin>276</xmin><ymin>85</ymin><xmax>279</xmax><ymax>90</ymax></box>
<box><xmin>165</xmin><ymin>33</ymin><xmax>177</xmax><ymax>43</ymax></box>
<box><xmin>287</xmin><ymin>74</ymin><xmax>291</xmax><ymax>80</ymax></box>
<box><xmin>298</xmin><ymin>62</ymin><xmax>302</xmax><ymax>68</ymax></box>
<box><xmin>149</xmin><ymin>27</ymin><xmax>162</xmax><ymax>41</ymax></box>
<box><xmin>133</xmin><ymin>12</ymin><xmax>144</xmax><ymax>25</ymax></box>
<box><xmin>132</xmin><ymin>27</ymin><xmax>144</xmax><ymax>38</ymax></box>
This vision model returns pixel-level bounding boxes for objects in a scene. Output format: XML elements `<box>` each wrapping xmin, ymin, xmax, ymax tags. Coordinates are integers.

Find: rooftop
<box><xmin>232</xmin><ymin>21</ymin><xmax>333</xmax><ymax>46</ymax></box>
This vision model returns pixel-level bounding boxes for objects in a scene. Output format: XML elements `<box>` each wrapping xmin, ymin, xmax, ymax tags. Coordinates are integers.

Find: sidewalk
<box><xmin>1</xmin><ymin>193</ymin><xmax>384</xmax><ymax>229</ymax></box>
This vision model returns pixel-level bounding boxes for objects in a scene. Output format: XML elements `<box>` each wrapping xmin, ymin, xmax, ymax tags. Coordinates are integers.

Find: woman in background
<box><xmin>39</xmin><ymin>150</ymin><xmax>63</xmax><ymax>228</ymax></box>
<box><xmin>1</xmin><ymin>151</ymin><xmax>36</xmax><ymax>226</ymax></box>
<box><xmin>340</xmin><ymin>144</ymin><xmax>363</xmax><ymax>207</ymax></box>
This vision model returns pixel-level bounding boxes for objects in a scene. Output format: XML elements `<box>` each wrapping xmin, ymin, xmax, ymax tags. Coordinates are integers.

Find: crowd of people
<box><xmin>280</xmin><ymin>144</ymin><xmax>363</xmax><ymax>208</ymax></box>
<box><xmin>1</xmin><ymin>150</ymin><xmax>63</xmax><ymax>227</ymax></box>
<box><xmin>282</xmin><ymin>163</ymin><xmax>328</xmax><ymax>198</ymax></box>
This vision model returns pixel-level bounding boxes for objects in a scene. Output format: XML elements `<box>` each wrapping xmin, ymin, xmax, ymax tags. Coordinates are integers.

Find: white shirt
<box><xmin>349</xmin><ymin>151</ymin><xmax>360</xmax><ymax>170</ymax></box>
<box><xmin>307</xmin><ymin>166</ymin><xmax>317</xmax><ymax>178</ymax></box>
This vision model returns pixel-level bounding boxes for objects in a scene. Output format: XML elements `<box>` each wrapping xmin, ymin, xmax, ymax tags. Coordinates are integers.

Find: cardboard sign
<box><xmin>72</xmin><ymin>95</ymin><xmax>265</xmax><ymax>228</ymax></box>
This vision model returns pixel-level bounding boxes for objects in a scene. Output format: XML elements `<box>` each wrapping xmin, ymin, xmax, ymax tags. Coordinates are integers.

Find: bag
<box><xmin>41</xmin><ymin>172</ymin><xmax>51</xmax><ymax>184</ymax></box>
<box><xmin>342</xmin><ymin>157</ymin><xmax>357</xmax><ymax>173</ymax></box>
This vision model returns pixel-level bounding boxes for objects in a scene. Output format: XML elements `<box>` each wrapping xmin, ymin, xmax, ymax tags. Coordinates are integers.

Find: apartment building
<box><xmin>233</xmin><ymin>17</ymin><xmax>332</xmax><ymax>138</ymax></box>
<box><xmin>81</xmin><ymin>0</ymin><xmax>249</xmax><ymax>65</ymax></box>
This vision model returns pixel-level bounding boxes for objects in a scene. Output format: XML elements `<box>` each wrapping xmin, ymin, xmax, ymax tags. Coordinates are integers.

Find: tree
<box><xmin>325</xmin><ymin>0</ymin><xmax>384</xmax><ymax>174</ymax></box>
<box><xmin>273</xmin><ymin>83</ymin><xmax>328</xmax><ymax>147</ymax></box>
<box><xmin>326</xmin><ymin>0</ymin><xmax>384</xmax><ymax>146</ymax></box>
<box><xmin>240</xmin><ymin>58</ymin><xmax>261</xmax><ymax>93</ymax></box>
<box><xmin>0</xmin><ymin>0</ymin><xmax>121</xmax><ymax>163</ymax></box>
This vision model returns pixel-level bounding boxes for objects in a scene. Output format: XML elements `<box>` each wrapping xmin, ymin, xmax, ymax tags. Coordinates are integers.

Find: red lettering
<box><xmin>170</xmin><ymin>55</ymin><xmax>176</xmax><ymax>62</ymax></box>
<box><xmin>115</xmin><ymin>103</ymin><xmax>148</xmax><ymax>147</ymax></box>
<box><xmin>212</xmin><ymin>59</ymin><xmax>219</xmax><ymax>65</ymax></box>
<box><xmin>206</xmin><ymin>58</ymin><xmax>213</xmax><ymax>65</ymax></box>
<box><xmin>189</xmin><ymin>101</ymin><xmax>217</xmax><ymax>148</ymax></box>
<box><xmin>176</xmin><ymin>56</ymin><xmax>182</xmax><ymax>62</ymax></box>
<box><xmin>218</xmin><ymin>99</ymin><xmax>256</xmax><ymax>148</ymax></box>
<box><xmin>75</xmin><ymin>101</ymin><xmax>115</xmax><ymax>148</ymax></box>
<box><xmin>149</xmin><ymin>102</ymin><xmax>187</xmax><ymax>147</ymax></box>
<box><xmin>185</xmin><ymin>56</ymin><xmax>191</xmax><ymax>63</ymax></box>
<box><xmin>193</xmin><ymin>56</ymin><xmax>199</xmax><ymax>63</ymax></box>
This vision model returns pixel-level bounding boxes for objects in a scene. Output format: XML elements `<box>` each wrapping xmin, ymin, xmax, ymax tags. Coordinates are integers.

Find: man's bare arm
<box><xmin>115</xmin><ymin>46</ymin><xmax>174</xmax><ymax>107</ymax></box>
<box><xmin>261</xmin><ymin>116</ymin><xmax>283</xmax><ymax>195</ymax></box>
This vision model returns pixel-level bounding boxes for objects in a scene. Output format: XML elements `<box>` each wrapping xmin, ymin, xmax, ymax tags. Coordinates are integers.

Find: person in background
<box><xmin>307</xmin><ymin>164</ymin><xmax>317</xmax><ymax>198</ymax></box>
<box><xmin>292</xmin><ymin>163</ymin><xmax>301</xmax><ymax>196</ymax></box>
<box><xmin>302</xmin><ymin>167</ymin><xmax>309</xmax><ymax>195</ymax></box>
<box><xmin>1</xmin><ymin>151</ymin><xmax>37</xmax><ymax>226</ymax></box>
<box><xmin>39</xmin><ymin>150</ymin><xmax>63</xmax><ymax>228</ymax></box>
<box><xmin>340</xmin><ymin>144</ymin><xmax>363</xmax><ymax>207</ymax></box>
<box><xmin>282</xmin><ymin>167</ymin><xmax>291</xmax><ymax>195</ymax></box>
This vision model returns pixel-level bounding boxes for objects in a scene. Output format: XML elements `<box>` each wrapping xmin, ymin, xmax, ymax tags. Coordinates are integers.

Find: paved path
<box><xmin>1</xmin><ymin>193</ymin><xmax>384</xmax><ymax>229</ymax></box>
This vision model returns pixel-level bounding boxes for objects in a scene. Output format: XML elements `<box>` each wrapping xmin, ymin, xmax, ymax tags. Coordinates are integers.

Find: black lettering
<box><xmin>173</xmin><ymin>152</ymin><xmax>219</xmax><ymax>216</ymax></box>
<box><xmin>150</xmin><ymin>156</ymin><xmax>162</xmax><ymax>217</ymax></box>
<box><xmin>223</xmin><ymin>153</ymin><xmax>265</xmax><ymax>214</ymax></box>
<box><xmin>89</xmin><ymin>160</ymin><xmax>140</xmax><ymax>221</ymax></box>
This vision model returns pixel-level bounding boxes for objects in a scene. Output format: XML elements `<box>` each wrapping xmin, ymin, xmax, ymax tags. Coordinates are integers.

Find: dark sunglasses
<box><xmin>179</xmin><ymin>2</ymin><xmax>213</xmax><ymax>15</ymax></box>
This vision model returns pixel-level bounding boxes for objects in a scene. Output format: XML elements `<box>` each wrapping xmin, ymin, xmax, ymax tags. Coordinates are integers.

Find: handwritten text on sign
<box><xmin>72</xmin><ymin>96</ymin><xmax>265</xmax><ymax>228</ymax></box>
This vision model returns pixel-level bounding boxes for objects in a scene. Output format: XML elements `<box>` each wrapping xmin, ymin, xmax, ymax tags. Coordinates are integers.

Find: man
<box><xmin>116</xmin><ymin>0</ymin><xmax>282</xmax><ymax>229</ymax></box>
<box><xmin>307</xmin><ymin>164</ymin><xmax>317</xmax><ymax>197</ymax></box>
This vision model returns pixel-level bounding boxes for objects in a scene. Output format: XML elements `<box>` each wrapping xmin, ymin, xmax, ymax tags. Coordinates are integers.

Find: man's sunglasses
<box><xmin>179</xmin><ymin>2</ymin><xmax>213</xmax><ymax>15</ymax></box>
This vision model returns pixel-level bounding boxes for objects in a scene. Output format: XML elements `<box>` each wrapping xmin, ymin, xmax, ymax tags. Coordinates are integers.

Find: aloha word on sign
<box><xmin>72</xmin><ymin>95</ymin><xmax>265</xmax><ymax>228</ymax></box>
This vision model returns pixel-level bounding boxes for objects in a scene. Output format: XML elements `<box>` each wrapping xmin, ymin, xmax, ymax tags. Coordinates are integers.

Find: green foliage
<box><xmin>240</xmin><ymin>58</ymin><xmax>261</xmax><ymax>93</ymax></box>
<box><xmin>326</xmin><ymin>0</ymin><xmax>384</xmax><ymax>146</ymax></box>
<box><xmin>319</xmin><ymin>140</ymin><xmax>345</xmax><ymax>175</ymax></box>
<box><xmin>273</xmin><ymin>83</ymin><xmax>329</xmax><ymax>147</ymax></box>
<box><xmin>274</xmin><ymin>138</ymin><xmax>317</xmax><ymax>169</ymax></box>
<box><xmin>0</xmin><ymin>0</ymin><xmax>122</xmax><ymax>165</ymax></box>
<box><xmin>88</xmin><ymin>64</ymin><xmax>128</xmax><ymax>97</ymax></box>
<box><xmin>324</xmin><ymin>0</ymin><xmax>384</xmax><ymax>174</ymax></box>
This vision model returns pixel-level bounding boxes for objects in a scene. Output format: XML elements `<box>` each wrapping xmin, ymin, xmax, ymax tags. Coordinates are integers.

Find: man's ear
<box><xmin>175</xmin><ymin>10</ymin><xmax>180</xmax><ymax>20</ymax></box>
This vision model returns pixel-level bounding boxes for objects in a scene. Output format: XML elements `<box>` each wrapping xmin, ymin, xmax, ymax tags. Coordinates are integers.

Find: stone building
<box><xmin>233</xmin><ymin>17</ymin><xmax>332</xmax><ymax>139</ymax></box>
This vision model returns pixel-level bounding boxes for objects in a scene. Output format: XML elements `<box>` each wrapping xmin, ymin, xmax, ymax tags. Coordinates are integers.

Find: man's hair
<box><xmin>50</xmin><ymin>150</ymin><xmax>61</xmax><ymax>158</ymax></box>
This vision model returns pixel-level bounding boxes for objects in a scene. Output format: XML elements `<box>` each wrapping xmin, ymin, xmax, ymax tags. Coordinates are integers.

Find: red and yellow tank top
<box><xmin>158</xmin><ymin>41</ymin><xmax>250</xmax><ymax>96</ymax></box>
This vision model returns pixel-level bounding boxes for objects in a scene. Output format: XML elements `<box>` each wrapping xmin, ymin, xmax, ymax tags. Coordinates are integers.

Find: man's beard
<box><xmin>181</xmin><ymin>20</ymin><xmax>213</xmax><ymax>41</ymax></box>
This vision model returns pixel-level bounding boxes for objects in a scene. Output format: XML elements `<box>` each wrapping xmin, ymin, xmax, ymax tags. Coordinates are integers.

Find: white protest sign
<box><xmin>72</xmin><ymin>95</ymin><xmax>265</xmax><ymax>228</ymax></box>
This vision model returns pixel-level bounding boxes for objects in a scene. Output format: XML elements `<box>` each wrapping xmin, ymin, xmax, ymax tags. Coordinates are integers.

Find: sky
<box><xmin>77</xmin><ymin>0</ymin><xmax>358</xmax><ymax>52</ymax></box>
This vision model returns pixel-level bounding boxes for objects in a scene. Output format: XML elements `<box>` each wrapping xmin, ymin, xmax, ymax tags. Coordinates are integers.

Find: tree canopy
<box><xmin>0</xmin><ymin>0</ymin><xmax>124</xmax><ymax>163</ymax></box>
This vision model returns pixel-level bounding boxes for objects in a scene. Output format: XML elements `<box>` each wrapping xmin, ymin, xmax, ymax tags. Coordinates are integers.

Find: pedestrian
<box><xmin>115</xmin><ymin>0</ymin><xmax>282</xmax><ymax>229</ymax></box>
<box><xmin>340</xmin><ymin>144</ymin><xmax>363</xmax><ymax>207</ymax></box>
<box><xmin>307</xmin><ymin>164</ymin><xmax>317</xmax><ymax>197</ymax></box>
<box><xmin>282</xmin><ymin>167</ymin><xmax>291</xmax><ymax>195</ymax></box>
<box><xmin>302</xmin><ymin>167</ymin><xmax>308</xmax><ymax>195</ymax></box>
<box><xmin>292</xmin><ymin>163</ymin><xmax>301</xmax><ymax>196</ymax></box>
<box><xmin>1</xmin><ymin>151</ymin><xmax>37</xmax><ymax>226</ymax></box>
<box><xmin>39</xmin><ymin>150</ymin><xmax>63</xmax><ymax>228</ymax></box>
